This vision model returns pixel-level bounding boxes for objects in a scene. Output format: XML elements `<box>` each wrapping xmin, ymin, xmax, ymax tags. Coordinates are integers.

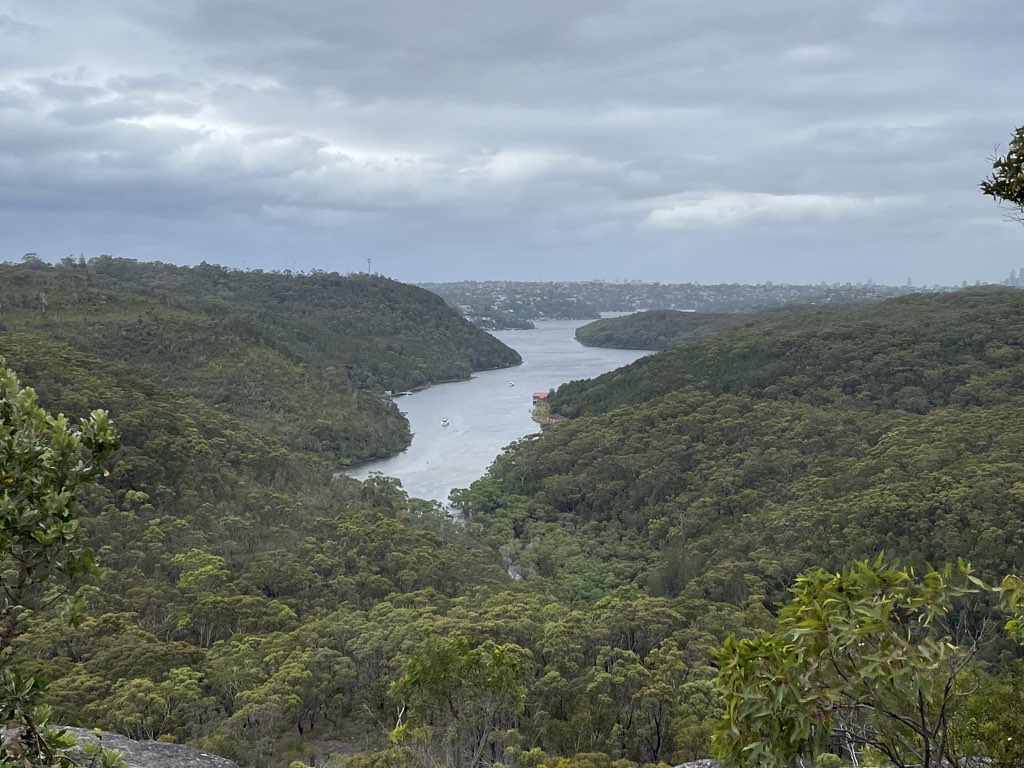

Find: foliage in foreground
<box><xmin>1</xmin><ymin>358</ymin><xmax>124</xmax><ymax>767</ymax></box>
<box><xmin>714</xmin><ymin>558</ymin><xmax>1024</xmax><ymax>768</ymax></box>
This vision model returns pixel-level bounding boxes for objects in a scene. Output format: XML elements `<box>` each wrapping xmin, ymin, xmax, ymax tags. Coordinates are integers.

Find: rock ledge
<box><xmin>5</xmin><ymin>728</ymin><xmax>241</xmax><ymax>768</ymax></box>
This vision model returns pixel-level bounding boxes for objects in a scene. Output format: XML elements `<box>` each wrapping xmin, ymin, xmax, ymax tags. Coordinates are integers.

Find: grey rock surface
<box><xmin>72</xmin><ymin>730</ymin><xmax>239</xmax><ymax>768</ymax></box>
<box><xmin>3</xmin><ymin>728</ymin><xmax>241</xmax><ymax>768</ymax></box>
<box><xmin>673</xmin><ymin>760</ymin><xmax>719</xmax><ymax>768</ymax></box>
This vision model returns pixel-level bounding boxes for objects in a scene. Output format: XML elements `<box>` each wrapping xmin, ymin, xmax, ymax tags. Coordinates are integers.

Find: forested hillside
<box><xmin>574</xmin><ymin>309</ymin><xmax>816</xmax><ymax>350</ymax></box>
<box><xmin>551</xmin><ymin>289</ymin><xmax>1022</xmax><ymax>418</ymax></box>
<box><xmin>0</xmin><ymin>258</ymin><xmax>520</xmax><ymax>463</ymax></box>
<box><xmin>458</xmin><ymin>289</ymin><xmax>1024</xmax><ymax>604</ymax></box>
<box><xmin>79</xmin><ymin>257</ymin><xmax>521</xmax><ymax>389</ymax></box>
<box><xmin>575</xmin><ymin>310</ymin><xmax>740</xmax><ymax>350</ymax></box>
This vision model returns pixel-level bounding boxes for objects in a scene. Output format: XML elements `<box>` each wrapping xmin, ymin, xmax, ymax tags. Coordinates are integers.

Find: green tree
<box><xmin>713</xmin><ymin>558</ymin><xmax>994</xmax><ymax>768</ymax></box>
<box><xmin>392</xmin><ymin>636</ymin><xmax>532</xmax><ymax>768</ymax></box>
<box><xmin>105</xmin><ymin>667</ymin><xmax>218</xmax><ymax>741</ymax></box>
<box><xmin>981</xmin><ymin>125</ymin><xmax>1024</xmax><ymax>222</ymax></box>
<box><xmin>0</xmin><ymin>358</ymin><xmax>120</xmax><ymax>765</ymax></box>
<box><xmin>955</xmin><ymin>664</ymin><xmax>1024</xmax><ymax>768</ymax></box>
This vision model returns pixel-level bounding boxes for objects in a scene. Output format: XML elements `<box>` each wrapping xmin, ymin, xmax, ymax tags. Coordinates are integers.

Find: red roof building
<box><xmin>532</xmin><ymin>391</ymin><xmax>549</xmax><ymax>400</ymax></box>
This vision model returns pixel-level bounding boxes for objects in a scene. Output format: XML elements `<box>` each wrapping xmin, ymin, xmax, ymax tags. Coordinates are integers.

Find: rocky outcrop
<box><xmin>673</xmin><ymin>760</ymin><xmax>718</xmax><ymax>768</ymax></box>
<box><xmin>8</xmin><ymin>729</ymin><xmax>241</xmax><ymax>768</ymax></box>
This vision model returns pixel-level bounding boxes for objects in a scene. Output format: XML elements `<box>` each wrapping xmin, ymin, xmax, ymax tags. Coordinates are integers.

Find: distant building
<box><xmin>532</xmin><ymin>391</ymin><xmax>549</xmax><ymax>403</ymax></box>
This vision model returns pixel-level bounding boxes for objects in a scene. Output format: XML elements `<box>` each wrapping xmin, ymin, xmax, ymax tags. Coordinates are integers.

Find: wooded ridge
<box><xmin>0</xmin><ymin>257</ymin><xmax>520</xmax><ymax>464</ymax></box>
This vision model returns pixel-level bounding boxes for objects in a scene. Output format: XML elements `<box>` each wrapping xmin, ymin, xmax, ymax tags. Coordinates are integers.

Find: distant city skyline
<box><xmin>7</xmin><ymin>251</ymin><xmax>1018</xmax><ymax>291</ymax></box>
<box><xmin>2</xmin><ymin>2</ymin><xmax>1022</xmax><ymax>285</ymax></box>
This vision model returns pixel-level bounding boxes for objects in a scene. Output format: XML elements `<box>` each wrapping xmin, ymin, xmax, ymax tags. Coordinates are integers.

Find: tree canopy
<box><xmin>981</xmin><ymin>124</ymin><xmax>1024</xmax><ymax>221</ymax></box>
<box><xmin>714</xmin><ymin>558</ymin><xmax>1003</xmax><ymax>768</ymax></box>
<box><xmin>575</xmin><ymin>310</ymin><xmax>738</xmax><ymax>350</ymax></box>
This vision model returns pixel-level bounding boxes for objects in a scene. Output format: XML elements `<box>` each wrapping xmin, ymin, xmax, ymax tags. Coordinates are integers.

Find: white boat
<box><xmin>441</xmin><ymin>418</ymin><xmax>450</xmax><ymax>427</ymax></box>
<box><xmin>507</xmin><ymin>381</ymin><xmax>515</xmax><ymax>387</ymax></box>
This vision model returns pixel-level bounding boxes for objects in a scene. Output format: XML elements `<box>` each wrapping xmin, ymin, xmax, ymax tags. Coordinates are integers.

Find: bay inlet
<box><xmin>346</xmin><ymin>319</ymin><xmax>652</xmax><ymax>502</ymax></box>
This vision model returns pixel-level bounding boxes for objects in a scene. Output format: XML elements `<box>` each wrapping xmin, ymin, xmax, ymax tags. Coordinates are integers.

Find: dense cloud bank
<box><xmin>2</xmin><ymin>1</ymin><xmax>1022</xmax><ymax>282</ymax></box>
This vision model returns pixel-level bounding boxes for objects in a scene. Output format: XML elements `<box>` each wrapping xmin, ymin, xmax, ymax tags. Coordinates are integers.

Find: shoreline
<box><xmin>382</xmin><ymin>359</ymin><xmax>525</xmax><ymax>398</ymax></box>
<box><xmin>347</xmin><ymin>360</ymin><xmax>526</xmax><ymax>471</ymax></box>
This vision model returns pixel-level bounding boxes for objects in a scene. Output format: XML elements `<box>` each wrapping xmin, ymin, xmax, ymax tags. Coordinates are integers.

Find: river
<box><xmin>346</xmin><ymin>320</ymin><xmax>652</xmax><ymax>502</ymax></box>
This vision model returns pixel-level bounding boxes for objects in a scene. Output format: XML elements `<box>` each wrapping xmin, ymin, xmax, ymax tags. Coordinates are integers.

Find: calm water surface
<box><xmin>346</xmin><ymin>320</ymin><xmax>651</xmax><ymax>502</ymax></box>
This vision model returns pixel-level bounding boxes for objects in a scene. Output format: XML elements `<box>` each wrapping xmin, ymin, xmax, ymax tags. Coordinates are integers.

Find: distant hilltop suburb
<box><xmin>419</xmin><ymin>279</ymin><xmax>961</xmax><ymax>330</ymax></box>
<box><xmin>1</xmin><ymin>729</ymin><xmax>240</xmax><ymax>768</ymax></box>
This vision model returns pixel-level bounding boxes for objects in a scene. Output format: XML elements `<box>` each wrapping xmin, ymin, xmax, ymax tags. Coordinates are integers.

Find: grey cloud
<box><xmin>105</xmin><ymin>73</ymin><xmax>203</xmax><ymax>94</ymax></box>
<box><xmin>0</xmin><ymin>13</ymin><xmax>39</xmax><ymax>35</ymax></box>
<box><xmin>24</xmin><ymin>77</ymin><xmax>107</xmax><ymax>102</ymax></box>
<box><xmin>49</xmin><ymin>97</ymin><xmax>201</xmax><ymax>126</ymax></box>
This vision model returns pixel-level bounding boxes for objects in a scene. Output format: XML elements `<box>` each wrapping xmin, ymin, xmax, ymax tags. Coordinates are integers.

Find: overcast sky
<box><xmin>2</xmin><ymin>1</ymin><xmax>1022</xmax><ymax>285</ymax></box>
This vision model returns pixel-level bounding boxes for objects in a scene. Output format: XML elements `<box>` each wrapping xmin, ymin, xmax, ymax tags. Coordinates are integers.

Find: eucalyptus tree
<box><xmin>713</xmin><ymin>558</ymin><xmax>1021</xmax><ymax>768</ymax></box>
